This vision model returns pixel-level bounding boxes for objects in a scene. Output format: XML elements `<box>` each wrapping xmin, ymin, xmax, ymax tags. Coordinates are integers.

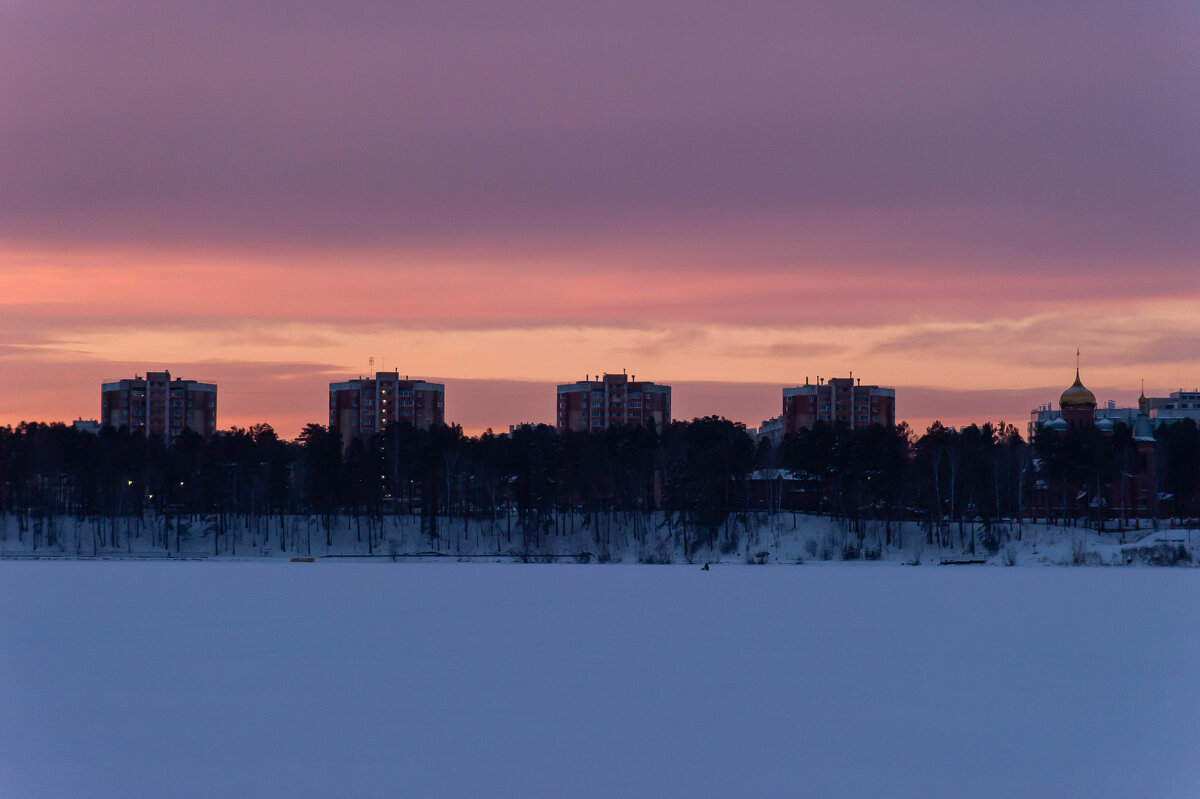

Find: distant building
<box><xmin>754</xmin><ymin>416</ymin><xmax>784</xmax><ymax>446</ymax></box>
<box><xmin>1141</xmin><ymin>388</ymin><xmax>1200</xmax><ymax>424</ymax></box>
<box><xmin>72</xmin><ymin>419</ymin><xmax>101</xmax><ymax>435</ymax></box>
<box><xmin>1030</xmin><ymin>367</ymin><xmax>1158</xmax><ymax>521</ymax></box>
<box><xmin>781</xmin><ymin>375</ymin><xmax>895</xmax><ymax>435</ymax></box>
<box><xmin>101</xmin><ymin>371</ymin><xmax>217</xmax><ymax>441</ymax></box>
<box><xmin>1029</xmin><ymin>399</ymin><xmax>1139</xmax><ymax>439</ymax></box>
<box><xmin>1057</xmin><ymin>368</ymin><xmax>1098</xmax><ymax>430</ymax></box>
<box><xmin>1031</xmin><ymin>368</ymin><xmax>1143</xmax><ymax>437</ymax></box>
<box><xmin>556</xmin><ymin>373</ymin><xmax>671</xmax><ymax>431</ymax></box>
<box><xmin>329</xmin><ymin>372</ymin><xmax>445</xmax><ymax>441</ymax></box>
<box><xmin>1029</xmin><ymin>378</ymin><xmax>1200</xmax><ymax>440</ymax></box>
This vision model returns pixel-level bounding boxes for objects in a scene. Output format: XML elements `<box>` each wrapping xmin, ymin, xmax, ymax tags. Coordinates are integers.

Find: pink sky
<box><xmin>2</xmin><ymin>1</ymin><xmax>1198</xmax><ymax>437</ymax></box>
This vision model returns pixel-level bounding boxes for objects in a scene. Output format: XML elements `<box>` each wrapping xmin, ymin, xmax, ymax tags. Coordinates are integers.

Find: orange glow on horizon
<box><xmin>2</xmin><ymin>243</ymin><xmax>1197</xmax><ymax>439</ymax></box>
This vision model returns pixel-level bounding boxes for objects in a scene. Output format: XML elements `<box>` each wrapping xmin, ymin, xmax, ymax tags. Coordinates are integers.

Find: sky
<box><xmin>2</xmin><ymin>1</ymin><xmax>1198</xmax><ymax>437</ymax></box>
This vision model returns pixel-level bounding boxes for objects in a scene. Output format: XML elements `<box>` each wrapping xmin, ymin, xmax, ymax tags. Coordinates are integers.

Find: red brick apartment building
<box><xmin>557</xmin><ymin>373</ymin><xmax>671</xmax><ymax>431</ymax></box>
<box><xmin>782</xmin><ymin>375</ymin><xmax>895</xmax><ymax>435</ymax></box>
<box><xmin>101</xmin><ymin>371</ymin><xmax>218</xmax><ymax>441</ymax></box>
<box><xmin>329</xmin><ymin>372</ymin><xmax>445</xmax><ymax>440</ymax></box>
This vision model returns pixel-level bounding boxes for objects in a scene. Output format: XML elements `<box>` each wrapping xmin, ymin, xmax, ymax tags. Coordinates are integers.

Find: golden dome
<box><xmin>1059</xmin><ymin>369</ymin><xmax>1097</xmax><ymax>410</ymax></box>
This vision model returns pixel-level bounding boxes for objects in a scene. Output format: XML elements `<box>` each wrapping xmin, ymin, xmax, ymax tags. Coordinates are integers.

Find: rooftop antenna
<box><xmin>369</xmin><ymin>355</ymin><xmax>374</xmax><ymax>373</ymax></box>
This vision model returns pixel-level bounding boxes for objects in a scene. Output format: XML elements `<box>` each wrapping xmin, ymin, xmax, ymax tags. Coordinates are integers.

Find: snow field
<box><xmin>3</xmin><ymin>511</ymin><xmax>1197</xmax><ymax>567</ymax></box>
<box><xmin>1</xmin><ymin>563</ymin><xmax>1197</xmax><ymax>798</ymax></box>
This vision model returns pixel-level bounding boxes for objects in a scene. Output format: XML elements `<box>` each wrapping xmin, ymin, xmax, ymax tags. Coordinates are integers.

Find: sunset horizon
<box><xmin>3</xmin><ymin>1</ymin><xmax>1197</xmax><ymax>437</ymax></box>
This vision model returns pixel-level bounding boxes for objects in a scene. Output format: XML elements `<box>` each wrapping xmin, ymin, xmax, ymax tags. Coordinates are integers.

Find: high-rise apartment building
<box><xmin>101</xmin><ymin>371</ymin><xmax>218</xmax><ymax>441</ymax></box>
<box><xmin>556</xmin><ymin>373</ymin><xmax>671</xmax><ymax>431</ymax></box>
<box><xmin>329</xmin><ymin>372</ymin><xmax>445</xmax><ymax>440</ymax></box>
<box><xmin>781</xmin><ymin>375</ymin><xmax>895</xmax><ymax>434</ymax></box>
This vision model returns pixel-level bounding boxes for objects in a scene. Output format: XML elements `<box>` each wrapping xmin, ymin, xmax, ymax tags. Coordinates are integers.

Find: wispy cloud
<box><xmin>0</xmin><ymin>1</ymin><xmax>1197</xmax><ymax>431</ymax></box>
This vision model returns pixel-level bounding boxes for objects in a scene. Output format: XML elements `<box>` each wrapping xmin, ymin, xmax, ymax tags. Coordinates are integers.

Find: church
<box><xmin>1029</xmin><ymin>364</ymin><xmax>1159</xmax><ymax>527</ymax></box>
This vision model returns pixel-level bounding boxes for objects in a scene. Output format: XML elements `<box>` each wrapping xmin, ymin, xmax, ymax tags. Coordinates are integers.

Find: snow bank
<box><xmin>2</xmin><ymin>511</ymin><xmax>1197</xmax><ymax>567</ymax></box>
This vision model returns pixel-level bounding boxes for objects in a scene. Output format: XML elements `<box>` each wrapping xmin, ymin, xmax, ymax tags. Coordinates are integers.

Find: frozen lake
<box><xmin>1</xmin><ymin>562</ymin><xmax>1197</xmax><ymax>798</ymax></box>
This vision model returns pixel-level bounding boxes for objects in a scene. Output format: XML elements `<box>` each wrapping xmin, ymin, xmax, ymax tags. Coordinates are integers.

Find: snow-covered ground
<box><xmin>1</xmin><ymin>562</ymin><xmax>1197</xmax><ymax>798</ymax></box>
<box><xmin>2</xmin><ymin>511</ymin><xmax>1197</xmax><ymax>567</ymax></box>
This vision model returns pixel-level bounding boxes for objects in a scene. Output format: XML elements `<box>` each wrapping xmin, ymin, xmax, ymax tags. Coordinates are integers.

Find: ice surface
<box><xmin>1</xmin><ymin>563</ymin><xmax>1198</xmax><ymax>798</ymax></box>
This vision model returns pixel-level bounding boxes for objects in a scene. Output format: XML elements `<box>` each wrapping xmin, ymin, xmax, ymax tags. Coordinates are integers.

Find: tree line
<box><xmin>2</xmin><ymin>416</ymin><xmax>1198</xmax><ymax>555</ymax></box>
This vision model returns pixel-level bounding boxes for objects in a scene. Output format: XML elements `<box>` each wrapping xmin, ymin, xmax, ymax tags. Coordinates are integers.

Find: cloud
<box><xmin>869</xmin><ymin>312</ymin><xmax>1200</xmax><ymax>371</ymax></box>
<box><xmin>618</xmin><ymin>327</ymin><xmax>712</xmax><ymax>360</ymax></box>
<box><xmin>718</xmin><ymin>341</ymin><xmax>850</xmax><ymax>360</ymax></box>
<box><xmin>0</xmin><ymin>344</ymin><xmax>60</xmax><ymax>359</ymax></box>
<box><xmin>1</xmin><ymin>1</ymin><xmax>1197</xmax><ymax>430</ymax></box>
<box><xmin>1113</xmin><ymin>335</ymin><xmax>1200</xmax><ymax>367</ymax></box>
<box><xmin>1</xmin><ymin>1</ymin><xmax>1196</xmax><ymax>273</ymax></box>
